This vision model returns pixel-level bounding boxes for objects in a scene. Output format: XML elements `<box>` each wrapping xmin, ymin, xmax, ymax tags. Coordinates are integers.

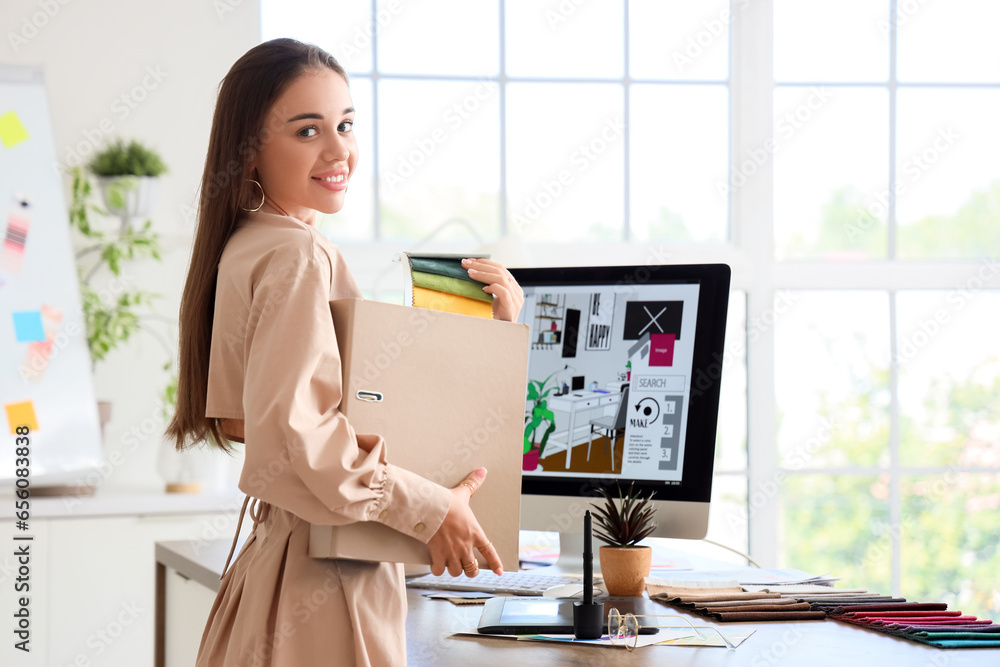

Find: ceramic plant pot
<box><xmin>522</xmin><ymin>448</ymin><xmax>540</xmax><ymax>471</ymax></box>
<box><xmin>599</xmin><ymin>545</ymin><xmax>652</xmax><ymax>596</ymax></box>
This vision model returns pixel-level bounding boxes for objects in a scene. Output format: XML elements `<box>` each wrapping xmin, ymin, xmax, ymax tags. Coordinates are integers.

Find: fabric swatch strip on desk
<box><xmin>645</xmin><ymin>587</ymin><xmax>827</xmax><ymax>622</ymax></box>
<box><xmin>649</xmin><ymin>581</ymin><xmax>1000</xmax><ymax>647</ymax></box>
<box><xmin>818</xmin><ymin>600</ymin><xmax>1000</xmax><ymax>649</ymax></box>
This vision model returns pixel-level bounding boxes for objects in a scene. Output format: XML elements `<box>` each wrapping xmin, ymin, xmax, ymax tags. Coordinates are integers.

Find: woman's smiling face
<box><xmin>252</xmin><ymin>68</ymin><xmax>357</xmax><ymax>225</ymax></box>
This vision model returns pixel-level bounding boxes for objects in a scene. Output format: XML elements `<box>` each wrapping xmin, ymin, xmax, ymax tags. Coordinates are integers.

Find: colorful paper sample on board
<box><xmin>2</xmin><ymin>199</ymin><xmax>30</xmax><ymax>275</ymax></box>
<box><xmin>22</xmin><ymin>305</ymin><xmax>63</xmax><ymax>382</ymax></box>
<box><xmin>12</xmin><ymin>310</ymin><xmax>45</xmax><ymax>342</ymax></box>
<box><xmin>0</xmin><ymin>110</ymin><xmax>30</xmax><ymax>148</ymax></box>
<box><xmin>5</xmin><ymin>400</ymin><xmax>39</xmax><ymax>433</ymax></box>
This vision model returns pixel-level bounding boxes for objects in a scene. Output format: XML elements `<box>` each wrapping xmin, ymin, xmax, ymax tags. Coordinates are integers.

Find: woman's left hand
<box><xmin>462</xmin><ymin>258</ymin><xmax>524</xmax><ymax>322</ymax></box>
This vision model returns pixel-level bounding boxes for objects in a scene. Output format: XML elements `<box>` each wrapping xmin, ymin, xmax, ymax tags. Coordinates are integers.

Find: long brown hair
<box><xmin>166</xmin><ymin>39</ymin><xmax>347</xmax><ymax>453</ymax></box>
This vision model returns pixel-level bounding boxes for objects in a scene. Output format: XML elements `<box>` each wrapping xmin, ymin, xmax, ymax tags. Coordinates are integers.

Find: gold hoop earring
<box><xmin>242</xmin><ymin>179</ymin><xmax>265</xmax><ymax>212</ymax></box>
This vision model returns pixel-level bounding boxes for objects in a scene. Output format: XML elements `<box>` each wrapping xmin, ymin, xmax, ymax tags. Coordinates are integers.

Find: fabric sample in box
<box><xmin>393</xmin><ymin>251</ymin><xmax>493</xmax><ymax>318</ymax></box>
<box><xmin>412</xmin><ymin>285</ymin><xmax>493</xmax><ymax>319</ymax></box>
<box><xmin>412</xmin><ymin>269</ymin><xmax>493</xmax><ymax>303</ymax></box>
<box><xmin>409</xmin><ymin>255</ymin><xmax>486</xmax><ymax>283</ymax></box>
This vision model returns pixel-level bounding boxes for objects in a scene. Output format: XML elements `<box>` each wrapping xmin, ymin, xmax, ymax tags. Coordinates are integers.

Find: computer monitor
<box><xmin>509</xmin><ymin>263</ymin><xmax>731</xmax><ymax>573</ymax></box>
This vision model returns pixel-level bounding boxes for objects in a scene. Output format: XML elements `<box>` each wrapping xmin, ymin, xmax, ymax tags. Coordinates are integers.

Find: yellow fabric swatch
<box><xmin>413</xmin><ymin>286</ymin><xmax>493</xmax><ymax>319</ymax></box>
<box><xmin>5</xmin><ymin>400</ymin><xmax>39</xmax><ymax>433</ymax></box>
<box><xmin>0</xmin><ymin>111</ymin><xmax>30</xmax><ymax>149</ymax></box>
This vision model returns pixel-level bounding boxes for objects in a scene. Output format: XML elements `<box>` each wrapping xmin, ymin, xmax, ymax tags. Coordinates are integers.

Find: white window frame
<box><xmin>271</xmin><ymin>1</ymin><xmax>1000</xmax><ymax>590</ymax></box>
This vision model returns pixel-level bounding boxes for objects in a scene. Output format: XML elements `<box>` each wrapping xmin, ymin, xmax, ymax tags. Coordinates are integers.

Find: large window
<box><xmin>263</xmin><ymin>0</ymin><xmax>731</xmax><ymax>245</ymax></box>
<box><xmin>263</xmin><ymin>0</ymin><xmax>1000</xmax><ymax>620</ymax></box>
<box><xmin>770</xmin><ymin>0</ymin><xmax>1000</xmax><ymax>619</ymax></box>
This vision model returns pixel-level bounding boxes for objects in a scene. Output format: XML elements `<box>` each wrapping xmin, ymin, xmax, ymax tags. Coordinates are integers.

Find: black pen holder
<box><xmin>573</xmin><ymin>601</ymin><xmax>604</xmax><ymax>640</ymax></box>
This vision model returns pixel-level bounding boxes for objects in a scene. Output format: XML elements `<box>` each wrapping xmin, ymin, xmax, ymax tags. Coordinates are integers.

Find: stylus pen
<box><xmin>583</xmin><ymin>510</ymin><xmax>593</xmax><ymax>605</ymax></box>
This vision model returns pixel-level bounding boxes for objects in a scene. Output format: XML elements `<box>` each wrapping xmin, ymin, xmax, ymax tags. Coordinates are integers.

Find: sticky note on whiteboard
<box><xmin>12</xmin><ymin>310</ymin><xmax>46</xmax><ymax>342</ymax></box>
<box><xmin>5</xmin><ymin>400</ymin><xmax>39</xmax><ymax>433</ymax></box>
<box><xmin>0</xmin><ymin>110</ymin><xmax>30</xmax><ymax>148</ymax></box>
<box><xmin>21</xmin><ymin>305</ymin><xmax>63</xmax><ymax>383</ymax></box>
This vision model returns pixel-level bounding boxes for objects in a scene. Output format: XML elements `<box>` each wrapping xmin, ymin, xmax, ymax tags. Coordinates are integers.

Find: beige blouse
<box><xmin>205</xmin><ymin>209</ymin><xmax>452</xmax><ymax>543</ymax></box>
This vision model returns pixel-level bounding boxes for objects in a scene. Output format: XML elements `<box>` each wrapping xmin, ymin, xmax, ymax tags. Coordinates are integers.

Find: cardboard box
<box><xmin>309</xmin><ymin>298</ymin><xmax>529</xmax><ymax>569</ymax></box>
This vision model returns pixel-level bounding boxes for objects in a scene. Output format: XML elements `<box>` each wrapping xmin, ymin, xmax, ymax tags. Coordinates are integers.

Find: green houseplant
<box><xmin>70</xmin><ymin>166</ymin><xmax>163</xmax><ymax>366</ymax></box>
<box><xmin>87</xmin><ymin>138</ymin><xmax>167</xmax><ymax>230</ymax></box>
<box><xmin>591</xmin><ymin>482</ymin><xmax>658</xmax><ymax>596</ymax></box>
<box><xmin>523</xmin><ymin>371</ymin><xmax>558</xmax><ymax>471</ymax></box>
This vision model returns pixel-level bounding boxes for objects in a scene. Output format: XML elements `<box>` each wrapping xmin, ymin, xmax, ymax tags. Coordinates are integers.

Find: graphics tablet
<box><xmin>477</xmin><ymin>596</ymin><xmax>660</xmax><ymax>635</ymax></box>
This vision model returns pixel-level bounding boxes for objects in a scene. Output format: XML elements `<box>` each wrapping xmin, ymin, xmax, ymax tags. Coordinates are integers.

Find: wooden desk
<box><xmin>156</xmin><ymin>538</ymin><xmax>998</xmax><ymax>666</ymax></box>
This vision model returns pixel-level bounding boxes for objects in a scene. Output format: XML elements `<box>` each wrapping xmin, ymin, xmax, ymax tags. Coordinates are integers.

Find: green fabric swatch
<box><xmin>412</xmin><ymin>270</ymin><xmax>492</xmax><ymax>303</ymax></box>
<box><xmin>409</xmin><ymin>257</ymin><xmax>481</xmax><ymax>284</ymax></box>
<box><xmin>925</xmin><ymin>639</ymin><xmax>1000</xmax><ymax>648</ymax></box>
<box><xmin>918</xmin><ymin>632</ymin><xmax>1000</xmax><ymax>639</ymax></box>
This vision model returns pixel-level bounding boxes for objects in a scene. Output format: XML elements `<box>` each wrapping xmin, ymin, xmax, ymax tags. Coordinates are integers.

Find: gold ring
<box><xmin>462</xmin><ymin>561</ymin><xmax>478</xmax><ymax>573</ymax></box>
<box><xmin>461</xmin><ymin>481</ymin><xmax>477</xmax><ymax>495</ymax></box>
<box><xmin>476</xmin><ymin>541</ymin><xmax>492</xmax><ymax>551</ymax></box>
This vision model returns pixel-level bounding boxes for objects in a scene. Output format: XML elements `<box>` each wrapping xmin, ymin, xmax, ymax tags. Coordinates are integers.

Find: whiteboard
<box><xmin>0</xmin><ymin>64</ymin><xmax>103</xmax><ymax>486</ymax></box>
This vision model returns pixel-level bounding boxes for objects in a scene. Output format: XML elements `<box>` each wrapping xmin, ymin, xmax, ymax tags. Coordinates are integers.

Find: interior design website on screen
<box><xmin>520</xmin><ymin>282</ymin><xmax>700</xmax><ymax>484</ymax></box>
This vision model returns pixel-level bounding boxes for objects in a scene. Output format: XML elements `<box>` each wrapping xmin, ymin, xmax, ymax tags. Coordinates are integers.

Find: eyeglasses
<box><xmin>607</xmin><ymin>608</ymin><xmax>737</xmax><ymax>651</ymax></box>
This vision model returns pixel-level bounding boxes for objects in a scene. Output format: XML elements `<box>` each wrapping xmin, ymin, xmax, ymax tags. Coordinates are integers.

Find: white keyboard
<box><xmin>407</xmin><ymin>570</ymin><xmax>603</xmax><ymax>596</ymax></box>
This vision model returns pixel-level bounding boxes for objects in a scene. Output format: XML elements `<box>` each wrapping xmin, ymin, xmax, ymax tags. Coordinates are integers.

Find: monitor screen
<box><xmin>510</xmin><ymin>264</ymin><xmax>730</xmax><ymax>512</ymax></box>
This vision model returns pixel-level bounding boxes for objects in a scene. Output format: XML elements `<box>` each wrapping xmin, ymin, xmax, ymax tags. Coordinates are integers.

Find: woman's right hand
<box><xmin>426</xmin><ymin>468</ymin><xmax>503</xmax><ymax>578</ymax></box>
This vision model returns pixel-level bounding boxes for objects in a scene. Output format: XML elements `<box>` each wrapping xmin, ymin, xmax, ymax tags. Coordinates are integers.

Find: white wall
<box><xmin>2</xmin><ymin>0</ymin><xmax>262</xmax><ymax>492</ymax></box>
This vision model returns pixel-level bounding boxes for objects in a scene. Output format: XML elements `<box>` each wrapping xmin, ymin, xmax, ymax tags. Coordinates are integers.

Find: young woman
<box><xmin>166</xmin><ymin>38</ymin><xmax>524</xmax><ymax>666</ymax></box>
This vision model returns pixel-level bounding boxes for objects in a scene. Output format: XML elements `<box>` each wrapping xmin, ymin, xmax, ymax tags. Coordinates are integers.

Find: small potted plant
<box><xmin>87</xmin><ymin>137</ymin><xmax>167</xmax><ymax>230</ymax></box>
<box><xmin>70</xmin><ymin>166</ymin><xmax>163</xmax><ymax>368</ymax></box>
<box><xmin>523</xmin><ymin>372</ymin><xmax>558</xmax><ymax>470</ymax></box>
<box><xmin>591</xmin><ymin>482</ymin><xmax>657</xmax><ymax>596</ymax></box>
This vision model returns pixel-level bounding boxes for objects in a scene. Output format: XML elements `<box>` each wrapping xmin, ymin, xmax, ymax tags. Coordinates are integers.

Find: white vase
<box><xmin>96</xmin><ymin>175</ymin><xmax>159</xmax><ymax>223</ymax></box>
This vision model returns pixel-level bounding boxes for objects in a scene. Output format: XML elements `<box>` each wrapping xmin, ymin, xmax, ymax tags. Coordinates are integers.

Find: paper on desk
<box><xmin>740</xmin><ymin>584</ymin><xmax>868</xmax><ymax>595</ymax></box>
<box><xmin>424</xmin><ymin>591</ymin><xmax>496</xmax><ymax>600</ymax></box>
<box><xmin>455</xmin><ymin>630</ymin><xmax>697</xmax><ymax>648</ymax></box>
<box><xmin>455</xmin><ymin>629</ymin><xmax>754</xmax><ymax>649</ymax></box>
<box><xmin>646</xmin><ymin>571</ymin><xmax>741</xmax><ymax>589</ymax></box>
<box><xmin>649</xmin><ymin>557</ymin><xmax>693</xmax><ymax>572</ymax></box>
<box><xmin>652</xmin><ymin>568</ymin><xmax>839</xmax><ymax>588</ymax></box>
<box><xmin>732</xmin><ymin>569</ymin><xmax>840</xmax><ymax>587</ymax></box>
<box><xmin>655</xmin><ymin>629</ymin><xmax>755</xmax><ymax>648</ymax></box>
<box><xmin>518</xmin><ymin>631</ymin><xmax>693</xmax><ymax>648</ymax></box>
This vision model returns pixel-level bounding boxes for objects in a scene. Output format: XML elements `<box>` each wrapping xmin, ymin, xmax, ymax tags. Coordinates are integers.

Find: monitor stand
<box><xmin>527</xmin><ymin>532</ymin><xmax>604</xmax><ymax>577</ymax></box>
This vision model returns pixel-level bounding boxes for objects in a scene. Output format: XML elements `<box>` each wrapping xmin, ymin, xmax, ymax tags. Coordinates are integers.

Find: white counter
<box><xmin>0</xmin><ymin>486</ymin><xmax>246</xmax><ymax>519</ymax></box>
